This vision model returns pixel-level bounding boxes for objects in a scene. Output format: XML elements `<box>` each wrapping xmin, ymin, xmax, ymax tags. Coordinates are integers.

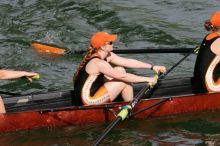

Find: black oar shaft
<box><xmin>94</xmin><ymin>98</ymin><xmax>171</xmax><ymax>146</ymax></box>
<box><xmin>73</xmin><ymin>48</ymin><xmax>193</xmax><ymax>54</ymax></box>
<box><xmin>160</xmin><ymin>48</ymin><xmax>196</xmax><ymax>79</ymax></box>
<box><xmin>93</xmin><ymin>84</ymin><xmax>154</xmax><ymax>146</ymax></box>
<box><xmin>113</xmin><ymin>48</ymin><xmax>193</xmax><ymax>54</ymax></box>
<box><xmin>93</xmin><ymin>117</ymin><xmax>121</xmax><ymax>146</ymax></box>
<box><xmin>130</xmin><ymin>84</ymin><xmax>156</xmax><ymax>108</ymax></box>
<box><xmin>131</xmin><ymin>48</ymin><xmax>197</xmax><ymax>116</ymax></box>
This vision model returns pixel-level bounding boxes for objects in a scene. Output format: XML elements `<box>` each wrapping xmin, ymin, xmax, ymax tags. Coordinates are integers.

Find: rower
<box><xmin>193</xmin><ymin>11</ymin><xmax>220</xmax><ymax>93</ymax></box>
<box><xmin>0</xmin><ymin>70</ymin><xmax>39</xmax><ymax>113</ymax></box>
<box><xmin>73</xmin><ymin>32</ymin><xmax>166</xmax><ymax>105</ymax></box>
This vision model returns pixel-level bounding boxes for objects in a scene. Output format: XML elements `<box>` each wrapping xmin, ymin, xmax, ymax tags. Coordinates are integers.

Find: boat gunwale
<box><xmin>5</xmin><ymin>91</ymin><xmax>219</xmax><ymax>115</ymax></box>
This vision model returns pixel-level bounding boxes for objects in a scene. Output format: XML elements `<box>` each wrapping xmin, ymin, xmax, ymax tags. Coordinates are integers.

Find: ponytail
<box><xmin>73</xmin><ymin>46</ymin><xmax>99</xmax><ymax>81</ymax></box>
<box><xmin>204</xmin><ymin>20</ymin><xmax>216</xmax><ymax>31</ymax></box>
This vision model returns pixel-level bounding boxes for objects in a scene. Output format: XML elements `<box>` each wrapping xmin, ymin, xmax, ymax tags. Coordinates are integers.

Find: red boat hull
<box><xmin>0</xmin><ymin>92</ymin><xmax>220</xmax><ymax>133</ymax></box>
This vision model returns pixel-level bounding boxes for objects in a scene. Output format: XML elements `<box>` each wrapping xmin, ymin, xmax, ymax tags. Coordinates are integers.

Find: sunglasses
<box><xmin>107</xmin><ymin>42</ymin><xmax>113</xmax><ymax>45</ymax></box>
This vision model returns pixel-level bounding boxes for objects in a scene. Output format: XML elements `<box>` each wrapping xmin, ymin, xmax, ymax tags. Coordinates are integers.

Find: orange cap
<box><xmin>210</xmin><ymin>11</ymin><xmax>220</xmax><ymax>27</ymax></box>
<box><xmin>91</xmin><ymin>32</ymin><xmax>117</xmax><ymax>49</ymax></box>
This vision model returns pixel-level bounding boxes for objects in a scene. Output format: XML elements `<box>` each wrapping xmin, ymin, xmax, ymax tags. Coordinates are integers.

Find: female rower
<box><xmin>0</xmin><ymin>70</ymin><xmax>39</xmax><ymax>113</ymax></box>
<box><xmin>193</xmin><ymin>11</ymin><xmax>220</xmax><ymax>93</ymax></box>
<box><xmin>73</xmin><ymin>32</ymin><xmax>166</xmax><ymax>105</ymax></box>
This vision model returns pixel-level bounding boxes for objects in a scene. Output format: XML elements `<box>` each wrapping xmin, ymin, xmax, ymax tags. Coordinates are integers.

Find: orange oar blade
<box><xmin>31</xmin><ymin>43</ymin><xmax>66</xmax><ymax>55</ymax></box>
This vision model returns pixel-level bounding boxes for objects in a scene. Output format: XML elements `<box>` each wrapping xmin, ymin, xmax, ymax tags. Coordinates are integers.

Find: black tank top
<box><xmin>193</xmin><ymin>33</ymin><xmax>220</xmax><ymax>93</ymax></box>
<box><xmin>74</xmin><ymin>56</ymin><xmax>104</xmax><ymax>102</ymax></box>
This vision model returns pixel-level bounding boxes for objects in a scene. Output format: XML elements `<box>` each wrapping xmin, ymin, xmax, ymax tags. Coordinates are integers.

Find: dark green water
<box><xmin>0</xmin><ymin>0</ymin><xmax>220</xmax><ymax>145</ymax></box>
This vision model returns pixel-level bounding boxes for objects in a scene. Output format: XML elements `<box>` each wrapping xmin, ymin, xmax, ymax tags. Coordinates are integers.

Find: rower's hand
<box><xmin>152</xmin><ymin>65</ymin><xmax>166</xmax><ymax>74</ymax></box>
<box><xmin>147</xmin><ymin>76</ymin><xmax>158</xmax><ymax>87</ymax></box>
<box><xmin>24</xmin><ymin>72</ymin><xmax>40</xmax><ymax>82</ymax></box>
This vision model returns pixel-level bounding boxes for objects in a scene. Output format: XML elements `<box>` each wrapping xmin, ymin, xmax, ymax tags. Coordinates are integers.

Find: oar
<box><xmin>92</xmin><ymin>46</ymin><xmax>198</xmax><ymax>146</ymax></box>
<box><xmin>31</xmin><ymin>42</ymin><xmax>194</xmax><ymax>55</ymax></box>
<box><xmin>93</xmin><ymin>75</ymin><xmax>160</xmax><ymax>146</ymax></box>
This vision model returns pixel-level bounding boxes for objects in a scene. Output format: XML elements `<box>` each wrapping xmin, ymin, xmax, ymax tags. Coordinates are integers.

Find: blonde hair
<box><xmin>73</xmin><ymin>46</ymin><xmax>100</xmax><ymax>81</ymax></box>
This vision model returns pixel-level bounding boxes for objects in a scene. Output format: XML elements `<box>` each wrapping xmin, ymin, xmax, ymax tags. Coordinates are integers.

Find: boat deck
<box><xmin>3</xmin><ymin>77</ymin><xmax>194</xmax><ymax>113</ymax></box>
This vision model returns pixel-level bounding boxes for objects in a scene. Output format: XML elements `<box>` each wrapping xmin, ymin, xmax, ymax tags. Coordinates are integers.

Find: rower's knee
<box><xmin>114</xmin><ymin>66</ymin><xmax>126</xmax><ymax>73</ymax></box>
<box><xmin>104</xmin><ymin>66</ymin><xmax>126</xmax><ymax>82</ymax></box>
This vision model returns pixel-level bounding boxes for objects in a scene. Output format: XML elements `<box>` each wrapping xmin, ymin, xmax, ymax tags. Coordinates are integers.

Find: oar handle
<box><xmin>22</xmin><ymin>74</ymin><xmax>40</xmax><ymax>81</ymax></box>
<box><xmin>32</xmin><ymin>74</ymin><xmax>40</xmax><ymax>80</ymax></box>
<box><xmin>148</xmin><ymin>74</ymin><xmax>159</xmax><ymax>88</ymax></box>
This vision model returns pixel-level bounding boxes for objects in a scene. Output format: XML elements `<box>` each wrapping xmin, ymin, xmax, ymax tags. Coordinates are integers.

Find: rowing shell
<box><xmin>0</xmin><ymin>77</ymin><xmax>219</xmax><ymax>133</ymax></box>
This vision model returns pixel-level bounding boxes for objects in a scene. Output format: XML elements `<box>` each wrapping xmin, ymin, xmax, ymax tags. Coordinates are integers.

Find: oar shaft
<box><xmin>113</xmin><ymin>48</ymin><xmax>193</xmax><ymax>54</ymax></box>
<box><xmin>74</xmin><ymin>48</ymin><xmax>193</xmax><ymax>54</ymax></box>
<box><xmin>160</xmin><ymin>47</ymin><xmax>196</xmax><ymax>79</ymax></box>
<box><xmin>93</xmin><ymin>117</ymin><xmax>122</xmax><ymax>146</ymax></box>
<box><xmin>130</xmin><ymin>84</ymin><xmax>152</xmax><ymax>108</ymax></box>
<box><xmin>130</xmin><ymin>47</ymin><xmax>196</xmax><ymax>117</ymax></box>
<box><xmin>93</xmin><ymin>82</ymin><xmax>154</xmax><ymax>146</ymax></box>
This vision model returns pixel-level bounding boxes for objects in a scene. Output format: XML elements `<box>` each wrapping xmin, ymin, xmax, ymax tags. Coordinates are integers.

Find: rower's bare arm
<box><xmin>96</xmin><ymin>60</ymin><xmax>155</xmax><ymax>83</ymax></box>
<box><xmin>211</xmin><ymin>38</ymin><xmax>220</xmax><ymax>55</ymax></box>
<box><xmin>0</xmin><ymin>70</ymin><xmax>38</xmax><ymax>80</ymax></box>
<box><xmin>108</xmin><ymin>52</ymin><xmax>152</xmax><ymax>69</ymax></box>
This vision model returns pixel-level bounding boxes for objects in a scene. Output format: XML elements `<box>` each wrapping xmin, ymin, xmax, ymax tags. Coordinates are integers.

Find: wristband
<box><xmin>150</xmin><ymin>64</ymin><xmax>154</xmax><ymax>70</ymax></box>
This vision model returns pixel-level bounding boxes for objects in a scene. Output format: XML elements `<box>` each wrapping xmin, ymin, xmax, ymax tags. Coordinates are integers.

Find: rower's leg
<box><xmin>104</xmin><ymin>66</ymin><xmax>133</xmax><ymax>102</ymax></box>
<box><xmin>121</xmin><ymin>83</ymin><xmax>133</xmax><ymax>102</ymax></box>
<box><xmin>0</xmin><ymin>96</ymin><xmax>6</xmax><ymax>114</ymax></box>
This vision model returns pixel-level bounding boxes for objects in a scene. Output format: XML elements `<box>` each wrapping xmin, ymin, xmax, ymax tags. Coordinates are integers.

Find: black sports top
<box><xmin>193</xmin><ymin>33</ymin><xmax>220</xmax><ymax>93</ymax></box>
<box><xmin>74</xmin><ymin>56</ymin><xmax>104</xmax><ymax>100</ymax></box>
